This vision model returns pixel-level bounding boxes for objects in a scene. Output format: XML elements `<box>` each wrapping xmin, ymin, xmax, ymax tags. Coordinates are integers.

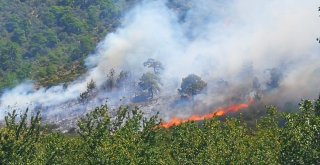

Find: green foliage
<box><xmin>0</xmin><ymin>94</ymin><xmax>319</xmax><ymax>164</ymax></box>
<box><xmin>0</xmin><ymin>109</ymin><xmax>41</xmax><ymax>164</ymax></box>
<box><xmin>60</xmin><ymin>13</ymin><xmax>87</xmax><ymax>34</ymax></box>
<box><xmin>0</xmin><ymin>39</ymin><xmax>31</xmax><ymax>88</ymax></box>
<box><xmin>11</xmin><ymin>28</ymin><xmax>27</xmax><ymax>45</ymax></box>
<box><xmin>280</xmin><ymin>100</ymin><xmax>320</xmax><ymax>164</ymax></box>
<box><xmin>0</xmin><ymin>0</ymin><xmax>134</xmax><ymax>89</ymax></box>
<box><xmin>139</xmin><ymin>72</ymin><xmax>161</xmax><ymax>99</ymax></box>
<box><xmin>178</xmin><ymin>74</ymin><xmax>207</xmax><ymax>99</ymax></box>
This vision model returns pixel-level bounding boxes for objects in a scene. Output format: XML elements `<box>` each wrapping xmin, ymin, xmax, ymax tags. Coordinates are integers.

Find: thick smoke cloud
<box><xmin>0</xmin><ymin>0</ymin><xmax>319</xmax><ymax>120</ymax></box>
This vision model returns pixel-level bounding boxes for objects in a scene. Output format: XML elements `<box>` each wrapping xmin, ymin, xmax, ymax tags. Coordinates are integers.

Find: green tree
<box><xmin>138</xmin><ymin>72</ymin><xmax>161</xmax><ymax>99</ymax></box>
<box><xmin>0</xmin><ymin>41</ymin><xmax>23</xmax><ymax>72</ymax></box>
<box><xmin>60</xmin><ymin>13</ymin><xmax>87</xmax><ymax>34</ymax></box>
<box><xmin>41</xmin><ymin>11</ymin><xmax>56</xmax><ymax>27</ymax></box>
<box><xmin>76</xmin><ymin>103</ymin><xmax>159</xmax><ymax>164</ymax></box>
<box><xmin>87</xmin><ymin>6</ymin><xmax>100</xmax><ymax>27</ymax></box>
<box><xmin>178</xmin><ymin>74</ymin><xmax>207</xmax><ymax>100</ymax></box>
<box><xmin>79</xmin><ymin>35</ymin><xmax>94</xmax><ymax>55</ymax></box>
<box><xmin>248</xmin><ymin>106</ymin><xmax>281</xmax><ymax>164</ymax></box>
<box><xmin>0</xmin><ymin>109</ymin><xmax>41</xmax><ymax>164</ymax></box>
<box><xmin>29</xmin><ymin>33</ymin><xmax>48</xmax><ymax>56</ymax></box>
<box><xmin>46</xmin><ymin>63</ymin><xmax>58</xmax><ymax>76</ymax></box>
<box><xmin>44</xmin><ymin>30</ymin><xmax>58</xmax><ymax>48</ymax></box>
<box><xmin>77</xmin><ymin>103</ymin><xmax>111</xmax><ymax>164</ymax></box>
<box><xmin>280</xmin><ymin>99</ymin><xmax>320</xmax><ymax>164</ymax></box>
<box><xmin>57</xmin><ymin>0</ymin><xmax>76</xmax><ymax>6</ymax></box>
<box><xmin>11</xmin><ymin>28</ymin><xmax>27</xmax><ymax>45</ymax></box>
<box><xmin>5</xmin><ymin>16</ymin><xmax>19</xmax><ymax>33</ymax></box>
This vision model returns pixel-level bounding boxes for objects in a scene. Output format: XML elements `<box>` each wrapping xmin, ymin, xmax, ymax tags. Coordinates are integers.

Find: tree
<box><xmin>59</xmin><ymin>13</ymin><xmax>87</xmax><ymax>34</ymax></box>
<box><xmin>178</xmin><ymin>74</ymin><xmax>207</xmax><ymax>99</ymax></box>
<box><xmin>76</xmin><ymin>103</ymin><xmax>159</xmax><ymax>164</ymax></box>
<box><xmin>57</xmin><ymin>0</ymin><xmax>76</xmax><ymax>6</ymax></box>
<box><xmin>0</xmin><ymin>109</ymin><xmax>41</xmax><ymax>164</ymax></box>
<box><xmin>79</xmin><ymin>35</ymin><xmax>94</xmax><ymax>55</ymax></box>
<box><xmin>143</xmin><ymin>58</ymin><xmax>164</xmax><ymax>74</ymax></box>
<box><xmin>0</xmin><ymin>97</ymin><xmax>319</xmax><ymax>164</ymax></box>
<box><xmin>0</xmin><ymin>0</ymin><xmax>133</xmax><ymax>89</ymax></box>
<box><xmin>138</xmin><ymin>72</ymin><xmax>161</xmax><ymax>99</ymax></box>
<box><xmin>5</xmin><ymin>16</ymin><xmax>19</xmax><ymax>33</ymax></box>
<box><xmin>0</xmin><ymin>41</ymin><xmax>23</xmax><ymax>72</ymax></box>
<box><xmin>11</xmin><ymin>28</ymin><xmax>27</xmax><ymax>45</ymax></box>
<box><xmin>29</xmin><ymin>33</ymin><xmax>48</xmax><ymax>56</ymax></box>
<box><xmin>116</xmin><ymin>70</ymin><xmax>130</xmax><ymax>91</ymax></box>
<box><xmin>105</xmin><ymin>69</ymin><xmax>116</xmax><ymax>91</ymax></box>
<box><xmin>79</xmin><ymin>79</ymin><xmax>96</xmax><ymax>103</ymax></box>
<box><xmin>41</xmin><ymin>11</ymin><xmax>56</xmax><ymax>27</ymax></box>
<box><xmin>280</xmin><ymin>99</ymin><xmax>320</xmax><ymax>164</ymax></box>
<box><xmin>87</xmin><ymin>6</ymin><xmax>100</xmax><ymax>27</ymax></box>
<box><xmin>44</xmin><ymin>30</ymin><xmax>58</xmax><ymax>48</ymax></box>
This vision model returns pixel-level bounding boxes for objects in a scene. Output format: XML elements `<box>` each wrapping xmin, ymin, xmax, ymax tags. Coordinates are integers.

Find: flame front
<box><xmin>160</xmin><ymin>99</ymin><xmax>254</xmax><ymax>129</ymax></box>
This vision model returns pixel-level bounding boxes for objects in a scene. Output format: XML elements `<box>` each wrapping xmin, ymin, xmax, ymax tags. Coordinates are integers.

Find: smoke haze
<box><xmin>0</xmin><ymin>0</ymin><xmax>319</xmax><ymax>120</ymax></box>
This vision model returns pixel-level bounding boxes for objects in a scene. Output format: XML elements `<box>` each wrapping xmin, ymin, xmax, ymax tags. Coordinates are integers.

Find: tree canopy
<box><xmin>178</xmin><ymin>74</ymin><xmax>207</xmax><ymax>99</ymax></box>
<box><xmin>143</xmin><ymin>58</ymin><xmax>164</xmax><ymax>75</ymax></box>
<box><xmin>0</xmin><ymin>98</ymin><xmax>319</xmax><ymax>164</ymax></box>
<box><xmin>139</xmin><ymin>72</ymin><xmax>161</xmax><ymax>99</ymax></box>
<box><xmin>0</xmin><ymin>0</ymin><xmax>136</xmax><ymax>89</ymax></box>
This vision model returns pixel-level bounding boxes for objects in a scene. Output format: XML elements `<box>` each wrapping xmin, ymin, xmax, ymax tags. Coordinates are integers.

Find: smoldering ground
<box><xmin>0</xmin><ymin>0</ymin><xmax>319</xmax><ymax>121</ymax></box>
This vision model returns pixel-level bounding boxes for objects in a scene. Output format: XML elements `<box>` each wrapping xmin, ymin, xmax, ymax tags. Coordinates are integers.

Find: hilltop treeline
<box><xmin>0</xmin><ymin>98</ymin><xmax>319</xmax><ymax>164</ymax></box>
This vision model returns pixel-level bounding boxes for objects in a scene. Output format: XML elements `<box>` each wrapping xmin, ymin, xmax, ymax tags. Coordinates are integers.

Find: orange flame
<box><xmin>160</xmin><ymin>99</ymin><xmax>254</xmax><ymax>129</ymax></box>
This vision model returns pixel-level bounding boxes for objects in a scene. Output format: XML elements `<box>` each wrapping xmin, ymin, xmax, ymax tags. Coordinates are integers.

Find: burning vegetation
<box><xmin>161</xmin><ymin>99</ymin><xmax>254</xmax><ymax>128</ymax></box>
<box><xmin>0</xmin><ymin>98</ymin><xmax>319</xmax><ymax>164</ymax></box>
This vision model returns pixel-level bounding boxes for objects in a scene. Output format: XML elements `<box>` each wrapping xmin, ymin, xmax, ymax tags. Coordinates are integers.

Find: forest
<box><xmin>0</xmin><ymin>98</ymin><xmax>319</xmax><ymax>164</ymax></box>
<box><xmin>0</xmin><ymin>0</ymin><xmax>138</xmax><ymax>89</ymax></box>
<box><xmin>0</xmin><ymin>0</ymin><xmax>319</xmax><ymax>164</ymax></box>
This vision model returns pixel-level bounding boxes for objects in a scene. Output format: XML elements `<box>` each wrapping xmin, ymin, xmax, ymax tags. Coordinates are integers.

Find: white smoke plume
<box><xmin>0</xmin><ymin>0</ymin><xmax>319</xmax><ymax>120</ymax></box>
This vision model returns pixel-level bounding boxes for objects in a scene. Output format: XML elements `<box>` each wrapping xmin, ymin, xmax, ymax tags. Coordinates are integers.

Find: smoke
<box><xmin>0</xmin><ymin>0</ymin><xmax>319</xmax><ymax>120</ymax></box>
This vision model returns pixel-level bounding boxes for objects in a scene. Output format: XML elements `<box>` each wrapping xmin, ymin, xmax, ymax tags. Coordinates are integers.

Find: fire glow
<box><xmin>160</xmin><ymin>99</ymin><xmax>254</xmax><ymax>128</ymax></box>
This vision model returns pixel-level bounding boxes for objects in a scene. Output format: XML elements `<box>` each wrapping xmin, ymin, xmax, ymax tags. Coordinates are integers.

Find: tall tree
<box><xmin>138</xmin><ymin>72</ymin><xmax>161</xmax><ymax>99</ymax></box>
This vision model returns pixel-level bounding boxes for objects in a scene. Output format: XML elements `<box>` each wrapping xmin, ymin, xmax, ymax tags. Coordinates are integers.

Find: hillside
<box><xmin>0</xmin><ymin>0</ymin><xmax>138</xmax><ymax>89</ymax></box>
<box><xmin>0</xmin><ymin>0</ymin><xmax>319</xmax><ymax>164</ymax></box>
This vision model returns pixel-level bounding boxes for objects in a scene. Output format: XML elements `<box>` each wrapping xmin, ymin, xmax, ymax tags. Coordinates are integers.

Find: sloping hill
<box><xmin>0</xmin><ymin>0</ymin><xmax>137</xmax><ymax>89</ymax></box>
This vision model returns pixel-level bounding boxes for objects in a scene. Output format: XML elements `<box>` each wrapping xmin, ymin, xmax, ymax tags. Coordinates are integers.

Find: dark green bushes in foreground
<box><xmin>0</xmin><ymin>98</ymin><xmax>319</xmax><ymax>164</ymax></box>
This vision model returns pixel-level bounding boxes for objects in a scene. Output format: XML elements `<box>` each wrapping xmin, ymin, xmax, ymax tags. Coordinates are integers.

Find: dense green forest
<box><xmin>0</xmin><ymin>98</ymin><xmax>319</xmax><ymax>164</ymax></box>
<box><xmin>0</xmin><ymin>0</ymin><xmax>137</xmax><ymax>89</ymax></box>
